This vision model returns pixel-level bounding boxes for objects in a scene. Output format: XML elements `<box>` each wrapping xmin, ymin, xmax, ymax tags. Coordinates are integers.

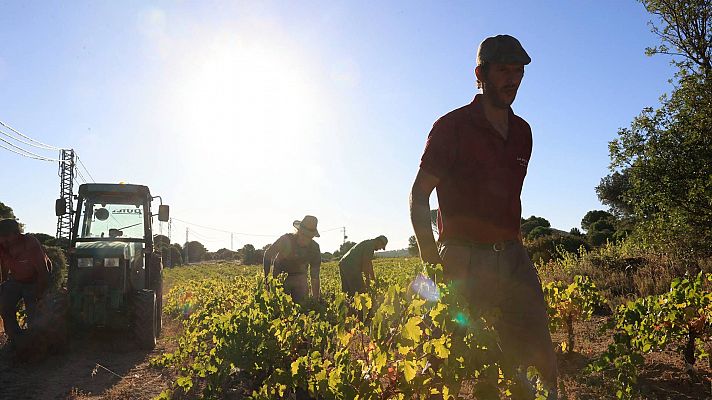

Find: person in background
<box><xmin>338</xmin><ymin>235</ymin><xmax>388</xmax><ymax>295</ymax></box>
<box><xmin>262</xmin><ymin>215</ymin><xmax>321</xmax><ymax>303</ymax></box>
<box><xmin>409</xmin><ymin>35</ymin><xmax>558</xmax><ymax>398</ymax></box>
<box><xmin>0</xmin><ymin>218</ymin><xmax>50</xmax><ymax>346</ymax></box>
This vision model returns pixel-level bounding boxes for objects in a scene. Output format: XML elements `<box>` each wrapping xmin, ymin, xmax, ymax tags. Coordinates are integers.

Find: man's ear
<box><xmin>474</xmin><ymin>65</ymin><xmax>483</xmax><ymax>82</ymax></box>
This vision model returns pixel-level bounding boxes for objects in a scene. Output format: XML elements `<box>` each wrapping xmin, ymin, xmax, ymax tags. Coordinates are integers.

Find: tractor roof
<box><xmin>78</xmin><ymin>183</ymin><xmax>152</xmax><ymax>198</ymax></box>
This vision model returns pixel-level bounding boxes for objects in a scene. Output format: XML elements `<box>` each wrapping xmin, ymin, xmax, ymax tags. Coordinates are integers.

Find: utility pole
<box><xmin>342</xmin><ymin>226</ymin><xmax>347</xmax><ymax>245</ymax></box>
<box><xmin>185</xmin><ymin>227</ymin><xmax>189</xmax><ymax>264</ymax></box>
<box><xmin>167</xmin><ymin>218</ymin><xmax>172</xmax><ymax>267</ymax></box>
<box><xmin>56</xmin><ymin>149</ymin><xmax>75</xmax><ymax>242</ymax></box>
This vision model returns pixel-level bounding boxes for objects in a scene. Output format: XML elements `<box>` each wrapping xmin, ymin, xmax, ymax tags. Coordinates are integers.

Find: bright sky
<box><xmin>0</xmin><ymin>1</ymin><xmax>676</xmax><ymax>253</ymax></box>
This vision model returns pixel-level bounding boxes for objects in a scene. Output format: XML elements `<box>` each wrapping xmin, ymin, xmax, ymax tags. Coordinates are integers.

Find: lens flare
<box><xmin>410</xmin><ymin>273</ymin><xmax>440</xmax><ymax>302</ymax></box>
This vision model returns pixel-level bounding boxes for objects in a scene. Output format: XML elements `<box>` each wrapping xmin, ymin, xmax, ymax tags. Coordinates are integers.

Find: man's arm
<box><xmin>0</xmin><ymin>249</ymin><xmax>8</xmax><ymax>283</ymax></box>
<box><xmin>363</xmin><ymin>258</ymin><xmax>375</xmax><ymax>286</ymax></box>
<box><xmin>262</xmin><ymin>237</ymin><xmax>284</xmax><ymax>278</ymax></box>
<box><xmin>309</xmin><ymin>247</ymin><xmax>321</xmax><ymax>299</ymax></box>
<box><xmin>27</xmin><ymin>237</ymin><xmax>49</xmax><ymax>296</ymax></box>
<box><xmin>410</xmin><ymin>168</ymin><xmax>442</xmax><ymax>265</ymax></box>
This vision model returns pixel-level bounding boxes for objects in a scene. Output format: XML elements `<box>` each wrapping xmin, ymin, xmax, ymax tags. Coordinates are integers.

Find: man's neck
<box><xmin>480</xmin><ymin>94</ymin><xmax>510</xmax><ymax>139</ymax></box>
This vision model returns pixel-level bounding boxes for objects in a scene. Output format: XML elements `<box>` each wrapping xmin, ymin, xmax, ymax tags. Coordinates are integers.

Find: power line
<box><xmin>0</xmin><ymin>138</ymin><xmax>65</xmax><ymax>162</ymax></box>
<box><xmin>186</xmin><ymin>227</ymin><xmax>222</xmax><ymax>242</ymax></box>
<box><xmin>75</xmin><ymin>167</ymin><xmax>87</xmax><ymax>184</ymax></box>
<box><xmin>320</xmin><ymin>226</ymin><xmax>345</xmax><ymax>233</ymax></box>
<box><xmin>171</xmin><ymin>217</ymin><xmax>277</xmax><ymax>237</ymax></box>
<box><xmin>0</xmin><ymin>120</ymin><xmax>60</xmax><ymax>150</ymax></box>
<box><xmin>0</xmin><ymin>126</ymin><xmax>60</xmax><ymax>151</ymax></box>
<box><xmin>76</xmin><ymin>154</ymin><xmax>95</xmax><ymax>182</ymax></box>
<box><xmin>172</xmin><ymin>216</ymin><xmax>347</xmax><ymax>239</ymax></box>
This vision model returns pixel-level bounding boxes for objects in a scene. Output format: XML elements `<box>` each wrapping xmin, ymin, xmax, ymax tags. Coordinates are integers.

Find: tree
<box><xmin>239</xmin><ymin>244</ymin><xmax>260</xmax><ymax>265</ymax></box>
<box><xmin>527</xmin><ymin>226</ymin><xmax>553</xmax><ymax>240</ymax></box>
<box><xmin>168</xmin><ymin>244</ymin><xmax>183</xmax><ymax>266</ymax></box>
<box><xmin>596</xmin><ymin>170</ymin><xmax>634</xmax><ymax>219</ymax></box>
<box><xmin>213</xmin><ymin>248</ymin><xmax>239</xmax><ymax>261</ymax></box>
<box><xmin>153</xmin><ymin>234</ymin><xmax>180</xmax><ymax>266</ymax></box>
<box><xmin>333</xmin><ymin>241</ymin><xmax>356</xmax><ymax>259</ymax></box>
<box><xmin>581</xmin><ymin>210</ymin><xmax>615</xmax><ymax>232</ymax></box>
<box><xmin>520</xmin><ymin>216</ymin><xmax>551</xmax><ymax>238</ymax></box>
<box><xmin>408</xmin><ymin>235</ymin><xmax>419</xmax><ymax>257</ymax></box>
<box><xmin>0</xmin><ymin>201</ymin><xmax>16</xmax><ymax>220</ymax></box>
<box><xmin>183</xmin><ymin>241</ymin><xmax>207</xmax><ymax>263</ymax></box>
<box><xmin>525</xmin><ymin>233</ymin><xmax>590</xmax><ymax>264</ymax></box>
<box><xmin>154</xmin><ymin>234</ymin><xmax>170</xmax><ymax>249</ymax></box>
<box><xmin>641</xmin><ymin>0</ymin><xmax>711</xmax><ymax>76</ymax></box>
<box><xmin>31</xmin><ymin>232</ymin><xmax>59</xmax><ymax>246</ymax></box>
<box><xmin>569</xmin><ymin>227</ymin><xmax>583</xmax><ymax>236</ymax></box>
<box><xmin>600</xmin><ymin>0</ymin><xmax>712</xmax><ymax>256</ymax></box>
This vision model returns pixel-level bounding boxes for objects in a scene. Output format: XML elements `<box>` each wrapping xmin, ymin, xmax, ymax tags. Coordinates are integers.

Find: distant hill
<box><xmin>375</xmin><ymin>248</ymin><xmax>410</xmax><ymax>258</ymax></box>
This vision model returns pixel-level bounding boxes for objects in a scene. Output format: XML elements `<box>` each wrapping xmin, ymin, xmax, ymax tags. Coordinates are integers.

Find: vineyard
<box><xmin>152</xmin><ymin>255</ymin><xmax>712</xmax><ymax>400</ymax></box>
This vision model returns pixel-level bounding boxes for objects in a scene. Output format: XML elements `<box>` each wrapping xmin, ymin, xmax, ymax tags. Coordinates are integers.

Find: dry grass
<box><xmin>536</xmin><ymin>243</ymin><xmax>706</xmax><ymax>309</ymax></box>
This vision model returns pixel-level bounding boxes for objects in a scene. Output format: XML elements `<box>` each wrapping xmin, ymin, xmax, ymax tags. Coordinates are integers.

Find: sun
<box><xmin>171</xmin><ymin>34</ymin><xmax>323</xmax><ymax>171</ymax></box>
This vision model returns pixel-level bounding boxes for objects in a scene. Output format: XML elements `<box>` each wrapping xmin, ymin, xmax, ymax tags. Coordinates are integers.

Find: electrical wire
<box><xmin>0</xmin><ymin>120</ymin><xmax>60</xmax><ymax>150</ymax></box>
<box><xmin>0</xmin><ymin>139</ymin><xmax>65</xmax><ymax>162</ymax></box>
<box><xmin>320</xmin><ymin>226</ymin><xmax>345</xmax><ymax>233</ymax></box>
<box><xmin>0</xmin><ymin>126</ymin><xmax>60</xmax><ymax>151</ymax></box>
<box><xmin>76</xmin><ymin>154</ymin><xmax>96</xmax><ymax>182</ymax></box>
<box><xmin>75</xmin><ymin>167</ymin><xmax>87</xmax><ymax>184</ymax></box>
<box><xmin>171</xmin><ymin>217</ymin><xmax>277</xmax><ymax>237</ymax></box>
<box><xmin>186</xmin><ymin>228</ymin><xmax>221</xmax><ymax>243</ymax></box>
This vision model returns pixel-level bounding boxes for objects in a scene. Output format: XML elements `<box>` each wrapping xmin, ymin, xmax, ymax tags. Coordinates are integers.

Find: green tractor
<box><xmin>55</xmin><ymin>183</ymin><xmax>169</xmax><ymax>349</ymax></box>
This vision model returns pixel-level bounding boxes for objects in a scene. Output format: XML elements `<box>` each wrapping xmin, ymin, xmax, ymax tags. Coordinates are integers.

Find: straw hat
<box><xmin>293</xmin><ymin>215</ymin><xmax>320</xmax><ymax>237</ymax></box>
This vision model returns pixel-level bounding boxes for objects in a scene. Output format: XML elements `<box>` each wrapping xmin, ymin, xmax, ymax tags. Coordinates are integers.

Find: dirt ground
<box><xmin>552</xmin><ymin>316</ymin><xmax>712</xmax><ymax>400</ymax></box>
<box><xmin>0</xmin><ymin>319</ymin><xmax>179</xmax><ymax>400</ymax></box>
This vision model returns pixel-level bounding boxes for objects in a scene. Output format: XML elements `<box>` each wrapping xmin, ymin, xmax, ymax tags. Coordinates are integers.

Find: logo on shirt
<box><xmin>517</xmin><ymin>157</ymin><xmax>529</xmax><ymax>167</ymax></box>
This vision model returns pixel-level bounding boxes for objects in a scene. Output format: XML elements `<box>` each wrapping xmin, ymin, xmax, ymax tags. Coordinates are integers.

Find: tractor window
<box><xmin>78</xmin><ymin>201</ymin><xmax>146</xmax><ymax>239</ymax></box>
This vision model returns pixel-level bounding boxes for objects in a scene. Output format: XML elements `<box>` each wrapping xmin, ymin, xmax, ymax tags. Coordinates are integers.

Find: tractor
<box><xmin>55</xmin><ymin>183</ymin><xmax>169</xmax><ymax>349</ymax></box>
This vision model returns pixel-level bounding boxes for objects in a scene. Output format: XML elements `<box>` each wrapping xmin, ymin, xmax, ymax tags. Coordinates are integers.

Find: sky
<box><xmin>0</xmin><ymin>1</ymin><xmax>677</xmax><ymax>253</ymax></box>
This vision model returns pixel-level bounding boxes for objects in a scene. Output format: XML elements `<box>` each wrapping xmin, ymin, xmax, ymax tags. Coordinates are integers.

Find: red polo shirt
<box><xmin>0</xmin><ymin>234</ymin><xmax>48</xmax><ymax>283</ymax></box>
<box><xmin>420</xmin><ymin>94</ymin><xmax>532</xmax><ymax>243</ymax></box>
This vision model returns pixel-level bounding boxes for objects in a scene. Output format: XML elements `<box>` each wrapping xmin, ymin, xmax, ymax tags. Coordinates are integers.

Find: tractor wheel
<box><xmin>148</xmin><ymin>258</ymin><xmax>163</xmax><ymax>338</ymax></box>
<box><xmin>132</xmin><ymin>289</ymin><xmax>156</xmax><ymax>350</ymax></box>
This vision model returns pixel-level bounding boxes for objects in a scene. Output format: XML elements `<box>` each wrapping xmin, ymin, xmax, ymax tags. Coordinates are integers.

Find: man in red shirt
<box><xmin>410</xmin><ymin>35</ymin><xmax>557</xmax><ymax>398</ymax></box>
<box><xmin>0</xmin><ymin>218</ymin><xmax>50</xmax><ymax>345</ymax></box>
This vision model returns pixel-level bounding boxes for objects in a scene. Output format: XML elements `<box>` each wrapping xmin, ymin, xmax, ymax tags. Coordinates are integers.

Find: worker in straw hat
<box><xmin>263</xmin><ymin>215</ymin><xmax>321</xmax><ymax>303</ymax></box>
<box><xmin>338</xmin><ymin>235</ymin><xmax>388</xmax><ymax>296</ymax></box>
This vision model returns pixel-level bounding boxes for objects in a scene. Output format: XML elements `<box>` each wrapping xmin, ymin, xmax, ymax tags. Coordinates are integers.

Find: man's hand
<box><xmin>420</xmin><ymin>247</ymin><xmax>443</xmax><ymax>266</ymax></box>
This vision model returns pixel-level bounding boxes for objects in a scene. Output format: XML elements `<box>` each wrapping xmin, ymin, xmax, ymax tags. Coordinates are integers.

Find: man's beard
<box><xmin>485</xmin><ymin>84</ymin><xmax>518</xmax><ymax>109</ymax></box>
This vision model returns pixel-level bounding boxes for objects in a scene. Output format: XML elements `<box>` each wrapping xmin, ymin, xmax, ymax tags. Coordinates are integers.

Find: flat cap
<box><xmin>477</xmin><ymin>34</ymin><xmax>531</xmax><ymax>66</ymax></box>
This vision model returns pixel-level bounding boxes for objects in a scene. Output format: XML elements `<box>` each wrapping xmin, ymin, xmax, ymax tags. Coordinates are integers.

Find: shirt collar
<box><xmin>468</xmin><ymin>94</ymin><xmax>516</xmax><ymax>135</ymax></box>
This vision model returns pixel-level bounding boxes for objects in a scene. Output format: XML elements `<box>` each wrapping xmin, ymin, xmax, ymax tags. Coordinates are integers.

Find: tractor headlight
<box><xmin>78</xmin><ymin>257</ymin><xmax>93</xmax><ymax>268</ymax></box>
<box><xmin>104</xmin><ymin>257</ymin><xmax>120</xmax><ymax>268</ymax></box>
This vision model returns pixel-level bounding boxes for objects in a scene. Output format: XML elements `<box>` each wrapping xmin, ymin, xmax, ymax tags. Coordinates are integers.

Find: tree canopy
<box><xmin>598</xmin><ymin>0</ymin><xmax>712</xmax><ymax>257</ymax></box>
<box><xmin>0</xmin><ymin>201</ymin><xmax>16</xmax><ymax>220</ymax></box>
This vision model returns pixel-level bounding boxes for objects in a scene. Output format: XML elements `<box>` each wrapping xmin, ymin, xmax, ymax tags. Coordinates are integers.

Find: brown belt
<box><xmin>440</xmin><ymin>239</ymin><xmax>519</xmax><ymax>252</ymax></box>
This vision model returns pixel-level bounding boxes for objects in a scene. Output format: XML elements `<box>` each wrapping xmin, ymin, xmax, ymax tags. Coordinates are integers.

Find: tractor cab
<box><xmin>56</xmin><ymin>183</ymin><xmax>168</xmax><ymax>348</ymax></box>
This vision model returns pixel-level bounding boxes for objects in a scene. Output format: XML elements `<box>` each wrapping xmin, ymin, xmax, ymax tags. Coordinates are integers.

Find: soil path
<box><xmin>0</xmin><ymin>319</ymin><xmax>178</xmax><ymax>400</ymax></box>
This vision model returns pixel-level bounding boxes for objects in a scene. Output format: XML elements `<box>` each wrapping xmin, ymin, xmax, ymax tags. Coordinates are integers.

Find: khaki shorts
<box><xmin>440</xmin><ymin>241</ymin><xmax>555</xmax><ymax>369</ymax></box>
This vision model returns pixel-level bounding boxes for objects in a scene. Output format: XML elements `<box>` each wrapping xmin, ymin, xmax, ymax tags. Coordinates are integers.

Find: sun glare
<box><xmin>172</xmin><ymin>36</ymin><xmax>323</xmax><ymax>174</ymax></box>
